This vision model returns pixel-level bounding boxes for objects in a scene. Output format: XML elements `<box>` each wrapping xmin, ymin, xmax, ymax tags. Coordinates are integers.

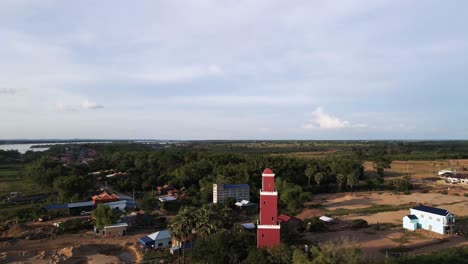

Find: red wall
<box><xmin>260</xmin><ymin>195</ymin><xmax>278</xmax><ymax>225</ymax></box>
<box><xmin>262</xmin><ymin>177</ymin><xmax>275</xmax><ymax>191</ymax></box>
<box><xmin>257</xmin><ymin>228</ymin><xmax>280</xmax><ymax>248</ymax></box>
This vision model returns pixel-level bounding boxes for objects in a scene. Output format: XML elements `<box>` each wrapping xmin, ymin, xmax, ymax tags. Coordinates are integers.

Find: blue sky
<box><xmin>1</xmin><ymin>0</ymin><xmax>467</xmax><ymax>139</ymax></box>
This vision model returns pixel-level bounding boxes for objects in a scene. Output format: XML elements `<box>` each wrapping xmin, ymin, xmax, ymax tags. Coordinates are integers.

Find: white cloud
<box><xmin>167</xmin><ymin>95</ymin><xmax>313</xmax><ymax>106</ymax></box>
<box><xmin>303</xmin><ymin>107</ymin><xmax>366</xmax><ymax>129</ymax></box>
<box><xmin>131</xmin><ymin>64</ymin><xmax>223</xmax><ymax>84</ymax></box>
<box><xmin>80</xmin><ymin>100</ymin><xmax>104</xmax><ymax>110</ymax></box>
<box><xmin>0</xmin><ymin>88</ymin><xmax>16</xmax><ymax>95</ymax></box>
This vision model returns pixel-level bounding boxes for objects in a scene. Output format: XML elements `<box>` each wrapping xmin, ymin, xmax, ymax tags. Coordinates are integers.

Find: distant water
<box><xmin>0</xmin><ymin>141</ymin><xmax>112</xmax><ymax>154</ymax></box>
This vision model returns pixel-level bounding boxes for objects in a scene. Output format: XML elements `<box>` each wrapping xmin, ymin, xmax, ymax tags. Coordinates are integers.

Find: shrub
<box><xmin>464</xmin><ymin>193</ymin><xmax>468</xmax><ymax>197</ymax></box>
<box><xmin>351</xmin><ymin>219</ymin><xmax>368</xmax><ymax>229</ymax></box>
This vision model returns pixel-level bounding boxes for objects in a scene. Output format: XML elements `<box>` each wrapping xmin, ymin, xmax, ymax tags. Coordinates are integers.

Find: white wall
<box><xmin>410</xmin><ymin>209</ymin><xmax>446</xmax><ymax>234</ymax></box>
<box><xmin>403</xmin><ymin>217</ymin><xmax>417</xmax><ymax>231</ymax></box>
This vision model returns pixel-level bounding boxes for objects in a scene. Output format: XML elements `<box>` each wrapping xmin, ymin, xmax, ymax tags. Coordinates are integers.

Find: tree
<box><xmin>192</xmin><ymin>231</ymin><xmax>254</xmax><ymax>264</ymax></box>
<box><xmin>314</xmin><ymin>172</ymin><xmax>325</xmax><ymax>187</ymax></box>
<box><xmin>346</xmin><ymin>173</ymin><xmax>359</xmax><ymax>192</ymax></box>
<box><xmin>292</xmin><ymin>249</ymin><xmax>312</xmax><ymax>264</ymax></box>
<box><xmin>93</xmin><ymin>204</ymin><xmax>121</xmax><ymax>228</ymax></box>
<box><xmin>310</xmin><ymin>242</ymin><xmax>362</xmax><ymax>264</ymax></box>
<box><xmin>372</xmin><ymin>154</ymin><xmax>392</xmax><ymax>177</ymax></box>
<box><xmin>336</xmin><ymin>174</ymin><xmax>346</xmax><ymax>192</ymax></box>
<box><xmin>53</xmin><ymin>175</ymin><xmax>92</xmax><ymax>202</ymax></box>
<box><xmin>168</xmin><ymin>206</ymin><xmax>197</xmax><ymax>263</ymax></box>
<box><xmin>305</xmin><ymin>167</ymin><xmax>316</xmax><ymax>188</ymax></box>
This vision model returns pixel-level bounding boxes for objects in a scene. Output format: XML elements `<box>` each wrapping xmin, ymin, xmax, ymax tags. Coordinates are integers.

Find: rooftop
<box><xmin>262</xmin><ymin>168</ymin><xmax>274</xmax><ymax>175</ymax></box>
<box><xmin>223</xmin><ymin>184</ymin><xmax>249</xmax><ymax>189</ymax></box>
<box><xmin>412</xmin><ymin>205</ymin><xmax>450</xmax><ymax>216</ymax></box>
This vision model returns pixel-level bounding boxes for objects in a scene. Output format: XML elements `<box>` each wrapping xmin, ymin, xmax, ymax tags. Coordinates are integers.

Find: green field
<box><xmin>0</xmin><ymin>164</ymin><xmax>50</xmax><ymax>196</ymax></box>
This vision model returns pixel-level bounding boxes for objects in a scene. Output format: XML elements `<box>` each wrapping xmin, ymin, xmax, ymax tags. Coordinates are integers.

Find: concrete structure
<box><xmin>213</xmin><ymin>183</ymin><xmax>249</xmax><ymax>204</ymax></box>
<box><xmin>257</xmin><ymin>168</ymin><xmax>280</xmax><ymax>248</ymax></box>
<box><xmin>94</xmin><ymin>222</ymin><xmax>128</xmax><ymax>236</ymax></box>
<box><xmin>103</xmin><ymin>200</ymin><xmax>137</xmax><ymax>211</ymax></box>
<box><xmin>402</xmin><ymin>205</ymin><xmax>456</xmax><ymax>235</ymax></box>
<box><xmin>138</xmin><ymin>230</ymin><xmax>172</xmax><ymax>249</ymax></box>
<box><xmin>445</xmin><ymin>173</ymin><xmax>468</xmax><ymax>184</ymax></box>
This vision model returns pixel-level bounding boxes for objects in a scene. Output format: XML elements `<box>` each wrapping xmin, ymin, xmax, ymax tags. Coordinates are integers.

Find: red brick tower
<box><xmin>257</xmin><ymin>168</ymin><xmax>280</xmax><ymax>248</ymax></box>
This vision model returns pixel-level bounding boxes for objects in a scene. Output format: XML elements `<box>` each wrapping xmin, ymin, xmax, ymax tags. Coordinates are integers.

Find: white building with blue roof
<box><xmin>138</xmin><ymin>230</ymin><xmax>172</xmax><ymax>249</ymax></box>
<box><xmin>213</xmin><ymin>183</ymin><xmax>250</xmax><ymax>203</ymax></box>
<box><xmin>403</xmin><ymin>205</ymin><xmax>456</xmax><ymax>235</ymax></box>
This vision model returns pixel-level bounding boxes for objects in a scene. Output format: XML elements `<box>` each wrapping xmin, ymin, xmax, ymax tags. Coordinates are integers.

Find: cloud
<box><xmin>303</xmin><ymin>107</ymin><xmax>367</xmax><ymax>129</ymax></box>
<box><xmin>0</xmin><ymin>88</ymin><xmax>16</xmax><ymax>95</ymax></box>
<box><xmin>80</xmin><ymin>100</ymin><xmax>104</xmax><ymax>110</ymax></box>
<box><xmin>131</xmin><ymin>64</ymin><xmax>223</xmax><ymax>84</ymax></box>
<box><xmin>56</xmin><ymin>99</ymin><xmax>103</xmax><ymax>111</ymax></box>
<box><xmin>167</xmin><ymin>95</ymin><xmax>313</xmax><ymax>106</ymax></box>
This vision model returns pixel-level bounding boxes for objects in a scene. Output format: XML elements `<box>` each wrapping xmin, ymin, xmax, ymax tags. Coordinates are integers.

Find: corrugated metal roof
<box><xmin>148</xmin><ymin>230</ymin><xmax>171</xmax><ymax>240</ymax></box>
<box><xmin>68</xmin><ymin>201</ymin><xmax>94</xmax><ymax>208</ymax></box>
<box><xmin>412</xmin><ymin>205</ymin><xmax>449</xmax><ymax>216</ymax></box>
<box><xmin>44</xmin><ymin>203</ymin><xmax>68</xmax><ymax>211</ymax></box>
<box><xmin>138</xmin><ymin>236</ymin><xmax>153</xmax><ymax>244</ymax></box>
<box><xmin>104</xmin><ymin>222</ymin><xmax>128</xmax><ymax>229</ymax></box>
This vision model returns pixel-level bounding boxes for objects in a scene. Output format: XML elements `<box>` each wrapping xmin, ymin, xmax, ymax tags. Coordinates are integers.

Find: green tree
<box><xmin>292</xmin><ymin>249</ymin><xmax>312</xmax><ymax>264</ymax></box>
<box><xmin>93</xmin><ymin>204</ymin><xmax>121</xmax><ymax>228</ymax></box>
<box><xmin>314</xmin><ymin>172</ymin><xmax>325</xmax><ymax>187</ymax></box>
<box><xmin>305</xmin><ymin>167</ymin><xmax>316</xmax><ymax>188</ymax></box>
<box><xmin>336</xmin><ymin>174</ymin><xmax>346</xmax><ymax>192</ymax></box>
<box><xmin>346</xmin><ymin>173</ymin><xmax>359</xmax><ymax>192</ymax></box>
<box><xmin>310</xmin><ymin>242</ymin><xmax>362</xmax><ymax>264</ymax></box>
<box><xmin>372</xmin><ymin>154</ymin><xmax>392</xmax><ymax>177</ymax></box>
<box><xmin>168</xmin><ymin>206</ymin><xmax>197</xmax><ymax>263</ymax></box>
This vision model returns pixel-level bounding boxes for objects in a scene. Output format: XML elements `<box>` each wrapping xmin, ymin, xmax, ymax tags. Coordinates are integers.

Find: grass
<box><xmin>0</xmin><ymin>164</ymin><xmax>50</xmax><ymax>196</ymax></box>
<box><xmin>326</xmin><ymin>204</ymin><xmax>413</xmax><ymax>217</ymax></box>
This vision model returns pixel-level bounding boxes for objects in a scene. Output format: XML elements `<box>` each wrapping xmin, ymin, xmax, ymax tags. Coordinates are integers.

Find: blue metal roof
<box><xmin>224</xmin><ymin>184</ymin><xmax>249</xmax><ymax>189</ymax></box>
<box><xmin>138</xmin><ymin>236</ymin><xmax>154</xmax><ymax>245</ymax></box>
<box><xmin>413</xmin><ymin>205</ymin><xmax>449</xmax><ymax>216</ymax></box>
<box><xmin>44</xmin><ymin>203</ymin><xmax>68</xmax><ymax>211</ymax></box>
<box><xmin>406</xmin><ymin>215</ymin><xmax>418</xmax><ymax>220</ymax></box>
<box><xmin>68</xmin><ymin>201</ymin><xmax>94</xmax><ymax>208</ymax></box>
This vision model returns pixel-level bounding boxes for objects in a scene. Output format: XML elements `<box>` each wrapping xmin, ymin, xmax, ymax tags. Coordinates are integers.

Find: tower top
<box><xmin>262</xmin><ymin>168</ymin><xmax>275</xmax><ymax>176</ymax></box>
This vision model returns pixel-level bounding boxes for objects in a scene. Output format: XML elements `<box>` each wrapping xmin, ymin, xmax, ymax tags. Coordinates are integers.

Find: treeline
<box><xmin>0</xmin><ymin>149</ymin><xmax>21</xmax><ymax>163</ymax></box>
<box><xmin>185</xmin><ymin>140</ymin><xmax>468</xmax><ymax>160</ymax></box>
<box><xmin>25</xmin><ymin>148</ymin><xmax>364</xmax><ymax>212</ymax></box>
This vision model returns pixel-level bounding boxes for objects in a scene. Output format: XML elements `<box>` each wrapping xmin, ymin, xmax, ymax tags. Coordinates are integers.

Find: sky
<box><xmin>1</xmin><ymin>0</ymin><xmax>468</xmax><ymax>140</ymax></box>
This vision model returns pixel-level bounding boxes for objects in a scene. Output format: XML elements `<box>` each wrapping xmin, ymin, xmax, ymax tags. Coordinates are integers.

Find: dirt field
<box><xmin>0</xmin><ymin>223</ymin><xmax>147</xmax><ymax>263</ymax></box>
<box><xmin>364</xmin><ymin>159</ymin><xmax>468</xmax><ymax>180</ymax></box>
<box><xmin>297</xmin><ymin>190</ymin><xmax>468</xmax><ymax>259</ymax></box>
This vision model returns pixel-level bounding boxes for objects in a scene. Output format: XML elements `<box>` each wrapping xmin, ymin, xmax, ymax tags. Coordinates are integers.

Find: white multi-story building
<box><xmin>403</xmin><ymin>205</ymin><xmax>456</xmax><ymax>235</ymax></box>
<box><xmin>213</xmin><ymin>183</ymin><xmax>250</xmax><ymax>204</ymax></box>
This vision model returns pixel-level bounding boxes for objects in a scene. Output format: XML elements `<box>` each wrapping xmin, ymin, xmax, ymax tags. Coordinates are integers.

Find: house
<box><xmin>92</xmin><ymin>191</ymin><xmax>119</xmax><ymax>204</ymax></box>
<box><xmin>156</xmin><ymin>185</ymin><xmax>177</xmax><ymax>195</ymax></box>
<box><xmin>94</xmin><ymin>222</ymin><xmax>128</xmax><ymax>236</ymax></box>
<box><xmin>102</xmin><ymin>200</ymin><xmax>137</xmax><ymax>211</ymax></box>
<box><xmin>241</xmin><ymin>223</ymin><xmax>256</xmax><ymax>231</ymax></box>
<box><xmin>439</xmin><ymin>168</ymin><xmax>456</xmax><ymax>176</ymax></box>
<box><xmin>278</xmin><ymin>214</ymin><xmax>303</xmax><ymax>225</ymax></box>
<box><xmin>446</xmin><ymin>173</ymin><xmax>468</xmax><ymax>184</ymax></box>
<box><xmin>213</xmin><ymin>183</ymin><xmax>250</xmax><ymax>204</ymax></box>
<box><xmin>138</xmin><ymin>230</ymin><xmax>172</xmax><ymax>249</ymax></box>
<box><xmin>402</xmin><ymin>205</ymin><xmax>456</xmax><ymax>235</ymax></box>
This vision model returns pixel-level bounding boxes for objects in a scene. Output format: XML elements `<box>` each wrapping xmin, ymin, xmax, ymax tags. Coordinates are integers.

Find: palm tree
<box><xmin>305</xmin><ymin>167</ymin><xmax>315</xmax><ymax>188</ymax></box>
<box><xmin>168</xmin><ymin>206</ymin><xmax>197</xmax><ymax>263</ymax></box>
<box><xmin>336</xmin><ymin>174</ymin><xmax>346</xmax><ymax>192</ymax></box>
<box><xmin>314</xmin><ymin>172</ymin><xmax>325</xmax><ymax>187</ymax></box>
<box><xmin>346</xmin><ymin>173</ymin><xmax>359</xmax><ymax>192</ymax></box>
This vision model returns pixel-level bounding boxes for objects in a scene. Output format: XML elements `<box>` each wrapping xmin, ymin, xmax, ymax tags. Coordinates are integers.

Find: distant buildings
<box><xmin>213</xmin><ymin>183</ymin><xmax>250</xmax><ymax>204</ymax></box>
<box><xmin>440</xmin><ymin>173</ymin><xmax>468</xmax><ymax>184</ymax></box>
<box><xmin>403</xmin><ymin>205</ymin><xmax>456</xmax><ymax>235</ymax></box>
<box><xmin>257</xmin><ymin>168</ymin><xmax>280</xmax><ymax>248</ymax></box>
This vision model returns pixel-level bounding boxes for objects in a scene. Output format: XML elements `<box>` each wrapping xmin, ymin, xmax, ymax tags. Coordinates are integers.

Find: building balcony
<box><xmin>260</xmin><ymin>190</ymin><xmax>277</xmax><ymax>196</ymax></box>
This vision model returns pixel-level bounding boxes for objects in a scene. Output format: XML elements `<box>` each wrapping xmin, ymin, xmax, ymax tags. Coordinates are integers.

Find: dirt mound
<box><xmin>4</xmin><ymin>223</ymin><xmax>30</xmax><ymax>238</ymax></box>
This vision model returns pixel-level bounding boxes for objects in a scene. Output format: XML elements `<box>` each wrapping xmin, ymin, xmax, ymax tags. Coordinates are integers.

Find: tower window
<box><xmin>272</xmin><ymin>217</ymin><xmax>274</xmax><ymax>221</ymax></box>
<box><xmin>262</xmin><ymin>234</ymin><xmax>264</xmax><ymax>238</ymax></box>
<box><xmin>263</xmin><ymin>201</ymin><xmax>266</xmax><ymax>205</ymax></box>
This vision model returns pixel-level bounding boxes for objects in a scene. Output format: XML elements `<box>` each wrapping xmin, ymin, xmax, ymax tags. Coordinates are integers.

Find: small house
<box><xmin>138</xmin><ymin>230</ymin><xmax>172</xmax><ymax>249</ymax></box>
<box><xmin>95</xmin><ymin>222</ymin><xmax>128</xmax><ymax>236</ymax></box>
<box><xmin>402</xmin><ymin>205</ymin><xmax>456</xmax><ymax>235</ymax></box>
